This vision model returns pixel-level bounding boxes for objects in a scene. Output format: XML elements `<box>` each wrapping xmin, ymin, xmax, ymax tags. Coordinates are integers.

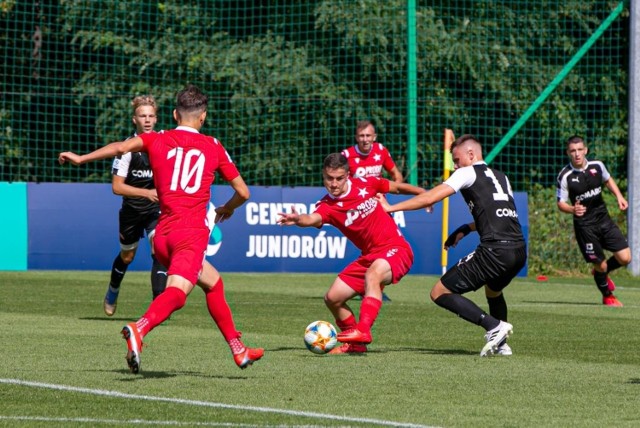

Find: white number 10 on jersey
<box><xmin>168</xmin><ymin>147</ymin><xmax>205</xmax><ymax>194</ymax></box>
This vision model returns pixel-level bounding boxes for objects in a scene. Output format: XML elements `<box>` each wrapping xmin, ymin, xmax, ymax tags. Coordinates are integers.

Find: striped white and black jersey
<box><xmin>556</xmin><ymin>160</ymin><xmax>611</xmax><ymax>227</ymax></box>
<box><xmin>112</xmin><ymin>134</ymin><xmax>158</xmax><ymax>212</ymax></box>
<box><xmin>445</xmin><ymin>162</ymin><xmax>524</xmax><ymax>244</ymax></box>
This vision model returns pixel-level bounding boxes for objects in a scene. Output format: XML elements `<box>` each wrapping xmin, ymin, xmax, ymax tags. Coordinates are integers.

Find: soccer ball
<box><xmin>304</xmin><ymin>320</ymin><xmax>338</xmax><ymax>354</ymax></box>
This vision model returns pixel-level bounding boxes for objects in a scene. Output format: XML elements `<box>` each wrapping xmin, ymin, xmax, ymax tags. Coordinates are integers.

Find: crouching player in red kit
<box><xmin>278</xmin><ymin>153</ymin><xmax>425</xmax><ymax>354</ymax></box>
<box><xmin>58</xmin><ymin>85</ymin><xmax>263</xmax><ymax>373</ymax></box>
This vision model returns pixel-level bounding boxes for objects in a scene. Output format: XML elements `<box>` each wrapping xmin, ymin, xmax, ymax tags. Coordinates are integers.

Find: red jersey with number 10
<box><xmin>138</xmin><ymin>127</ymin><xmax>239</xmax><ymax>230</ymax></box>
<box><xmin>313</xmin><ymin>176</ymin><xmax>410</xmax><ymax>255</ymax></box>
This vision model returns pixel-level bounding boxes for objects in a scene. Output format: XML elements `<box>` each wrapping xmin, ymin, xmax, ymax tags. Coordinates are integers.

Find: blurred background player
<box><xmin>59</xmin><ymin>85</ymin><xmax>263</xmax><ymax>373</ymax></box>
<box><xmin>377</xmin><ymin>134</ymin><xmax>526</xmax><ymax>357</ymax></box>
<box><xmin>278</xmin><ymin>153</ymin><xmax>425</xmax><ymax>354</ymax></box>
<box><xmin>342</xmin><ymin>120</ymin><xmax>402</xmax><ymax>301</ymax></box>
<box><xmin>556</xmin><ymin>135</ymin><xmax>630</xmax><ymax>307</ymax></box>
<box><xmin>103</xmin><ymin>95</ymin><xmax>167</xmax><ymax>316</ymax></box>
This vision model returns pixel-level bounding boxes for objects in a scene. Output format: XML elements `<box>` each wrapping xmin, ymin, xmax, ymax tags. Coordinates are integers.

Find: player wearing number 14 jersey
<box><xmin>377</xmin><ymin>134</ymin><xmax>526</xmax><ymax>357</ymax></box>
<box><xmin>278</xmin><ymin>153</ymin><xmax>425</xmax><ymax>354</ymax></box>
<box><xmin>58</xmin><ymin>85</ymin><xmax>263</xmax><ymax>373</ymax></box>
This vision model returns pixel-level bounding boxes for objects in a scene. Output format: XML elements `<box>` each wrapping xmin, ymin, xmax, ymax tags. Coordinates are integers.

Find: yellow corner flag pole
<box><xmin>441</xmin><ymin>129</ymin><xmax>455</xmax><ymax>275</ymax></box>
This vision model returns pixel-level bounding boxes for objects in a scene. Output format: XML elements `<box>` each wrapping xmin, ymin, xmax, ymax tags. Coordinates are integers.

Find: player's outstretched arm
<box><xmin>58</xmin><ymin>138</ymin><xmax>143</xmax><ymax>166</ymax></box>
<box><xmin>388</xmin><ymin>181</ymin><xmax>425</xmax><ymax>196</ymax></box>
<box><xmin>377</xmin><ymin>183</ymin><xmax>454</xmax><ymax>213</ymax></box>
<box><xmin>215</xmin><ymin>175</ymin><xmax>250</xmax><ymax>223</ymax></box>
<box><xmin>277</xmin><ymin>207</ymin><xmax>323</xmax><ymax>228</ymax></box>
<box><xmin>112</xmin><ymin>175</ymin><xmax>158</xmax><ymax>202</ymax></box>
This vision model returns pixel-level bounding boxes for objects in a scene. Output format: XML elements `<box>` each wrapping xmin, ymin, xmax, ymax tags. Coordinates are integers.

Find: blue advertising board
<box><xmin>26</xmin><ymin>183</ymin><xmax>528</xmax><ymax>276</ymax></box>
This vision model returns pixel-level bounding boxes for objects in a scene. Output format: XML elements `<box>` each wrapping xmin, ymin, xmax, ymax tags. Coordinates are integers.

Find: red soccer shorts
<box><xmin>153</xmin><ymin>226</ymin><xmax>208</xmax><ymax>285</ymax></box>
<box><xmin>338</xmin><ymin>245</ymin><xmax>414</xmax><ymax>294</ymax></box>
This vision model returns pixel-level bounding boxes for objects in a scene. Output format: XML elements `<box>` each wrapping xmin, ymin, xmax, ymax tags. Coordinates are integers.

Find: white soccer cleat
<box><xmin>480</xmin><ymin>321</ymin><xmax>513</xmax><ymax>357</ymax></box>
<box><xmin>496</xmin><ymin>342</ymin><xmax>512</xmax><ymax>356</ymax></box>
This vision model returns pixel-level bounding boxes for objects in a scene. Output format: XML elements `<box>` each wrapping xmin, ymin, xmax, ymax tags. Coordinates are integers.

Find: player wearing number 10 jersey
<box><xmin>377</xmin><ymin>134</ymin><xmax>526</xmax><ymax>357</ymax></box>
<box><xmin>58</xmin><ymin>85</ymin><xmax>263</xmax><ymax>373</ymax></box>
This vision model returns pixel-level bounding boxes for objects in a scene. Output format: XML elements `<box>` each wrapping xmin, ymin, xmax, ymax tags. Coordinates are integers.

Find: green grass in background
<box><xmin>0</xmin><ymin>271</ymin><xmax>638</xmax><ymax>427</ymax></box>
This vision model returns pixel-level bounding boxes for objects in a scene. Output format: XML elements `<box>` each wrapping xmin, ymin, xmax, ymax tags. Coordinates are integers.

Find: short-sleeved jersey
<box><xmin>313</xmin><ymin>176</ymin><xmax>409</xmax><ymax>254</ymax></box>
<box><xmin>112</xmin><ymin>150</ymin><xmax>158</xmax><ymax>212</ymax></box>
<box><xmin>556</xmin><ymin>160</ymin><xmax>611</xmax><ymax>227</ymax></box>
<box><xmin>138</xmin><ymin>126</ymin><xmax>239</xmax><ymax>230</ymax></box>
<box><xmin>341</xmin><ymin>143</ymin><xmax>397</xmax><ymax>179</ymax></box>
<box><xmin>444</xmin><ymin>162</ymin><xmax>524</xmax><ymax>244</ymax></box>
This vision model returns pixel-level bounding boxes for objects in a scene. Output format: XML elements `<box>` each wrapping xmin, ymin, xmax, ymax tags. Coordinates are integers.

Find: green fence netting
<box><xmin>1</xmin><ymin>0</ymin><xmax>629</xmax><ymax>191</ymax></box>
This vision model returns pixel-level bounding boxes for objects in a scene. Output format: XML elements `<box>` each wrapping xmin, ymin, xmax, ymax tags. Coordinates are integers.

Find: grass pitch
<box><xmin>0</xmin><ymin>270</ymin><xmax>639</xmax><ymax>427</ymax></box>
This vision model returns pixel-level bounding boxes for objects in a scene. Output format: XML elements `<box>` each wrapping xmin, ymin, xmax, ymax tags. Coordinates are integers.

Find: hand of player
<box><xmin>444</xmin><ymin>231</ymin><xmax>463</xmax><ymax>250</ymax></box>
<box><xmin>375</xmin><ymin>193</ymin><xmax>392</xmax><ymax>212</ymax></box>
<box><xmin>58</xmin><ymin>152</ymin><xmax>82</xmax><ymax>165</ymax></box>
<box><xmin>618</xmin><ymin>197</ymin><xmax>628</xmax><ymax>211</ymax></box>
<box><xmin>214</xmin><ymin>205</ymin><xmax>235</xmax><ymax>223</ymax></box>
<box><xmin>147</xmin><ymin>189</ymin><xmax>159</xmax><ymax>203</ymax></box>
<box><xmin>573</xmin><ymin>201</ymin><xmax>586</xmax><ymax>217</ymax></box>
<box><xmin>277</xmin><ymin>207</ymin><xmax>300</xmax><ymax>225</ymax></box>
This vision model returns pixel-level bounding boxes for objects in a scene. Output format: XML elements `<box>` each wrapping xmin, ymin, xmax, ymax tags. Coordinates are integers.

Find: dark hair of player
<box><xmin>450</xmin><ymin>134</ymin><xmax>480</xmax><ymax>153</ymax></box>
<box><xmin>176</xmin><ymin>84</ymin><xmax>208</xmax><ymax>114</ymax></box>
<box><xmin>323</xmin><ymin>152</ymin><xmax>350</xmax><ymax>172</ymax></box>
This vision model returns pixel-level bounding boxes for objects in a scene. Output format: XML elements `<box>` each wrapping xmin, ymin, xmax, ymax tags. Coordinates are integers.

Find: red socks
<box><xmin>205</xmin><ymin>278</ymin><xmax>241</xmax><ymax>342</ymax></box>
<box><xmin>137</xmin><ymin>287</ymin><xmax>186</xmax><ymax>336</ymax></box>
<box><xmin>358</xmin><ymin>296</ymin><xmax>382</xmax><ymax>333</ymax></box>
<box><xmin>336</xmin><ymin>314</ymin><xmax>357</xmax><ymax>332</ymax></box>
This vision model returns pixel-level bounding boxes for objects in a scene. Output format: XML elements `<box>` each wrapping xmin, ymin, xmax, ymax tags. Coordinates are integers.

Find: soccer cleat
<box><xmin>592</xmin><ymin>269</ymin><xmax>616</xmax><ymax>291</ymax></box>
<box><xmin>496</xmin><ymin>342</ymin><xmax>513</xmax><ymax>356</ymax></box>
<box><xmin>382</xmin><ymin>292</ymin><xmax>392</xmax><ymax>302</ymax></box>
<box><xmin>103</xmin><ymin>287</ymin><xmax>119</xmax><ymax>316</ymax></box>
<box><xmin>233</xmin><ymin>347</ymin><xmax>264</xmax><ymax>369</ymax></box>
<box><xmin>603</xmin><ymin>295</ymin><xmax>623</xmax><ymax>307</ymax></box>
<box><xmin>336</xmin><ymin>328</ymin><xmax>372</xmax><ymax>344</ymax></box>
<box><xmin>328</xmin><ymin>342</ymin><xmax>368</xmax><ymax>354</ymax></box>
<box><xmin>121</xmin><ymin>323</ymin><xmax>143</xmax><ymax>374</ymax></box>
<box><xmin>480</xmin><ymin>321</ymin><xmax>513</xmax><ymax>357</ymax></box>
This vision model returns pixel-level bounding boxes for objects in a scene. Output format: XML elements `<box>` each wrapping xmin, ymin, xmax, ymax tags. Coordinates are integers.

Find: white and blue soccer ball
<box><xmin>304</xmin><ymin>320</ymin><xmax>338</xmax><ymax>354</ymax></box>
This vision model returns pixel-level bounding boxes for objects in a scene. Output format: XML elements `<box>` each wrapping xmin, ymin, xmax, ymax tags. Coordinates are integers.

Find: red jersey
<box><xmin>139</xmin><ymin>127</ymin><xmax>239</xmax><ymax>231</ymax></box>
<box><xmin>314</xmin><ymin>176</ymin><xmax>409</xmax><ymax>255</ymax></box>
<box><xmin>341</xmin><ymin>143</ymin><xmax>396</xmax><ymax>179</ymax></box>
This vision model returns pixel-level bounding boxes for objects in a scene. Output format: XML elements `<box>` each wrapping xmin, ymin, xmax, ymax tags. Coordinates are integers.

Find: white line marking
<box><xmin>0</xmin><ymin>378</ymin><xmax>435</xmax><ymax>428</ymax></box>
<box><xmin>0</xmin><ymin>416</ymin><xmax>252</xmax><ymax>426</ymax></box>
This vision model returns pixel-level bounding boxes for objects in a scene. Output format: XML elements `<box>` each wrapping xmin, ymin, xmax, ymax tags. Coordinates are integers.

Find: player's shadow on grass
<box><xmin>115</xmin><ymin>369</ymin><xmax>250</xmax><ymax>381</ymax></box>
<box><xmin>395</xmin><ymin>347</ymin><xmax>477</xmax><ymax>356</ymax></box>
<box><xmin>627</xmin><ymin>378</ymin><xmax>640</xmax><ymax>384</ymax></box>
<box><xmin>80</xmin><ymin>316</ymin><xmax>139</xmax><ymax>322</ymax></box>
<box><xmin>523</xmin><ymin>300</ymin><xmax>599</xmax><ymax>306</ymax></box>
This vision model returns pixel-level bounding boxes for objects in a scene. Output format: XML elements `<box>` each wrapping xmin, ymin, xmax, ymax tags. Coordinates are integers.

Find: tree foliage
<box><xmin>0</xmin><ymin>0</ymin><xmax>629</xmax><ymax>188</ymax></box>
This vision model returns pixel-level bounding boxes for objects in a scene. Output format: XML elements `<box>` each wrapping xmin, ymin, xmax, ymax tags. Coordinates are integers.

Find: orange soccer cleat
<box><xmin>233</xmin><ymin>347</ymin><xmax>264</xmax><ymax>369</ymax></box>
<box><xmin>602</xmin><ymin>294</ymin><xmax>623</xmax><ymax>307</ymax></box>
<box><xmin>121</xmin><ymin>323</ymin><xmax>143</xmax><ymax>374</ymax></box>
<box><xmin>336</xmin><ymin>328</ymin><xmax>372</xmax><ymax>344</ymax></box>
<box><xmin>328</xmin><ymin>342</ymin><xmax>368</xmax><ymax>354</ymax></box>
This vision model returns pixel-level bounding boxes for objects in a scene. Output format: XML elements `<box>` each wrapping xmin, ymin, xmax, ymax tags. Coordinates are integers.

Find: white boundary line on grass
<box><xmin>0</xmin><ymin>378</ymin><xmax>435</xmax><ymax>428</ymax></box>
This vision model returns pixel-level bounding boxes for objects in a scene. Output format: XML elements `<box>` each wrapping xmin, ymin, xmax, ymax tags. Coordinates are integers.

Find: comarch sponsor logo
<box><xmin>205</xmin><ymin>202</ymin><xmax>223</xmax><ymax>256</ymax></box>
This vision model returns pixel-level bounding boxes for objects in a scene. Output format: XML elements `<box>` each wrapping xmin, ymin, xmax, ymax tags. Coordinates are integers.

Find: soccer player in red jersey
<box><xmin>58</xmin><ymin>85</ymin><xmax>263</xmax><ymax>373</ymax></box>
<box><xmin>278</xmin><ymin>153</ymin><xmax>425</xmax><ymax>354</ymax></box>
<box><xmin>341</xmin><ymin>120</ymin><xmax>403</xmax><ymax>183</ymax></box>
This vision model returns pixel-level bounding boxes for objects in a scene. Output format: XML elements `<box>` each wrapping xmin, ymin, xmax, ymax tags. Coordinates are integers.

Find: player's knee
<box><xmin>616</xmin><ymin>249</ymin><xmax>631</xmax><ymax>266</ymax></box>
<box><xmin>120</xmin><ymin>251</ymin><xmax>136</xmax><ymax>264</ymax></box>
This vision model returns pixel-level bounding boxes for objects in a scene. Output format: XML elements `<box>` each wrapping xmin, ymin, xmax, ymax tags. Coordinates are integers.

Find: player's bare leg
<box><xmin>325</xmin><ymin>278</ymin><xmax>367</xmax><ymax>354</ymax></box>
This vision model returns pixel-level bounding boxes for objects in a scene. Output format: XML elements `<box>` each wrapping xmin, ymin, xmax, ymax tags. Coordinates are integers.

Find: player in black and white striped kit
<box><xmin>377</xmin><ymin>134</ymin><xmax>526</xmax><ymax>357</ymax></box>
<box><xmin>556</xmin><ymin>135</ymin><xmax>629</xmax><ymax>307</ymax></box>
<box><xmin>103</xmin><ymin>95</ymin><xmax>167</xmax><ymax>316</ymax></box>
